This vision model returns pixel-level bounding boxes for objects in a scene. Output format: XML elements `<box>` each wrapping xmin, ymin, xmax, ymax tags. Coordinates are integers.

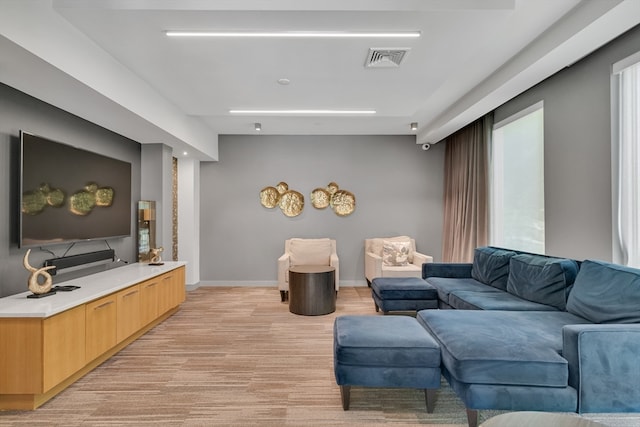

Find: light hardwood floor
<box><xmin>0</xmin><ymin>286</ymin><xmax>474</xmax><ymax>426</ymax></box>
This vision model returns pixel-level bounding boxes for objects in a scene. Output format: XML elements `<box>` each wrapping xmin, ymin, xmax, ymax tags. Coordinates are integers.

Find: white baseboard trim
<box><xmin>188</xmin><ymin>280</ymin><xmax>368</xmax><ymax>291</ymax></box>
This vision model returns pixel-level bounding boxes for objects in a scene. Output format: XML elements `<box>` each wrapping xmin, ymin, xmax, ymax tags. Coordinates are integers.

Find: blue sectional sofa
<box><xmin>417</xmin><ymin>246</ymin><xmax>640</xmax><ymax>427</ymax></box>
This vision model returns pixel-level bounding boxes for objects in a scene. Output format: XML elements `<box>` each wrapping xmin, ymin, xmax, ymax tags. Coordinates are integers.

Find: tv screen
<box><xmin>19</xmin><ymin>131</ymin><xmax>132</xmax><ymax>247</ymax></box>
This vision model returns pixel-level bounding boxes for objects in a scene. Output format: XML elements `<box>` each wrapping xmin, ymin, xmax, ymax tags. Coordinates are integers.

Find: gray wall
<box><xmin>199</xmin><ymin>135</ymin><xmax>444</xmax><ymax>285</ymax></box>
<box><xmin>493</xmin><ymin>24</ymin><xmax>640</xmax><ymax>262</ymax></box>
<box><xmin>0</xmin><ymin>83</ymin><xmax>141</xmax><ymax>297</ymax></box>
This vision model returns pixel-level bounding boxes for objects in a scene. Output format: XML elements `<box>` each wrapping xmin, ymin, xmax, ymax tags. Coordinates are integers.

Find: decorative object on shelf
<box><xmin>23</xmin><ymin>249</ymin><xmax>56</xmax><ymax>297</ymax></box>
<box><xmin>279</xmin><ymin>190</ymin><xmax>304</xmax><ymax>217</ymax></box>
<box><xmin>149</xmin><ymin>247</ymin><xmax>164</xmax><ymax>265</ymax></box>
<box><xmin>310</xmin><ymin>187</ymin><xmax>331</xmax><ymax>209</ymax></box>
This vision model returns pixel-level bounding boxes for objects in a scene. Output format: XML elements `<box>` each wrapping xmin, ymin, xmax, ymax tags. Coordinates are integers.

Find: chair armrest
<box><xmin>422</xmin><ymin>263</ymin><xmax>473</xmax><ymax>279</ymax></box>
<box><xmin>277</xmin><ymin>253</ymin><xmax>290</xmax><ymax>291</ymax></box>
<box><xmin>412</xmin><ymin>251</ymin><xmax>433</xmax><ymax>267</ymax></box>
<box><xmin>330</xmin><ymin>253</ymin><xmax>340</xmax><ymax>290</ymax></box>
<box><xmin>562</xmin><ymin>324</ymin><xmax>640</xmax><ymax>412</ymax></box>
<box><xmin>365</xmin><ymin>252</ymin><xmax>382</xmax><ymax>283</ymax></box>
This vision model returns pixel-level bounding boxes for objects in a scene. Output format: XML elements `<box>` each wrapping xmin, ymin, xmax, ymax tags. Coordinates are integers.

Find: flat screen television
<box><xmin>19</xmin><ymin>130</ymin><xmax>132</xmax><ymax>247</ymax></box>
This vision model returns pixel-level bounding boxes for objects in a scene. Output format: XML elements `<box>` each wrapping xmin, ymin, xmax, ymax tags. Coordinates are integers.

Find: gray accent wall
<box><xmin>493</xmin><ymin>24</ymin><xmax>640</xmax><ymax>261</ymax></box>
<box><xmin>0</xmin><ymin>83</ymin><xmax>141</xmax><ymax>297</ymax></box>
<box><xmin>199</xmin><ymin>135</ymin><xmax>444</xmax><ymax>285</ymax></box>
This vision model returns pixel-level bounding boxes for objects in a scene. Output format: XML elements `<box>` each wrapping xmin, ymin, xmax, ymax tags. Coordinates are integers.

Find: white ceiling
<box><xmin>1</xmin><ymin>0</ymin><xmax>640</xmax><ymax>161</ymax></box>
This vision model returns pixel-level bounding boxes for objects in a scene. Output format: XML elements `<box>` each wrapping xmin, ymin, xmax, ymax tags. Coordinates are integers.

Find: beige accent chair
<box><xmin>364</xmin><ymin>236</ymin><xmax>433</xmax><ymax>285</ymax></box>
<box><xmin>278</xmin><ymin>238</ymin><xmax>339</xmax><ymax>302</ymax></box>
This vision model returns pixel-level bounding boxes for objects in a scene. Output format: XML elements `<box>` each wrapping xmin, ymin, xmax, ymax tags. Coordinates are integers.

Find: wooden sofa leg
<box><xmin>340</xmin><ymin>385</ymin><xmax>351</xmax><ymax>410</ymax></box>
<box><xmin>424</xmin><ymin>389</ymin><xmax>436</xmax><ymax>413</ymax></box>
<box><xmin>466</xmin><ymin>408</ymin><xmax>479</xmax><ymax>427</ymax></box>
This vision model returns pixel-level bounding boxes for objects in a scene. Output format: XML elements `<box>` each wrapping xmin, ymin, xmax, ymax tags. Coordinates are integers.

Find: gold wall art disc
<box><xmin>330</xmin><ymin>189</ymin><xmax>356</xmax><ymax>216</ymax></box>
<box><xmin>326</xmin><ymin>182</ymin><xmax>339</xmax><ymax>194</ymax></box>
<box><xmin>279</xmin><ymin>190</ymin><xmax>304</xmax><ymax>217</ymax></box>
<box><xmin>260</xmin><ymin>186</ymin><xmax>281</xmax><ymax>208</ymax></box>
<box><xmin>276</xmin><ymin>182</ymin><xmax>289</xmax><ymax>194</ymax></box>
<box><xmin>311</xmin><ymin>188</ymin><xmax>331</xmax><ymax>209</ymax></box>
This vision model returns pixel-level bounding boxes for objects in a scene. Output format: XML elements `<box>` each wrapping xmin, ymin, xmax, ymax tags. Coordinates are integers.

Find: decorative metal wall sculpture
<box><xmin>260</xmin><ymin>181</ymin><xmax>304</xmax><ymax>217</ymax></box>
<box><xmin>313</xmin><ymin>182</ymin><xmax>356</xmax><ymax>216</ymax></box>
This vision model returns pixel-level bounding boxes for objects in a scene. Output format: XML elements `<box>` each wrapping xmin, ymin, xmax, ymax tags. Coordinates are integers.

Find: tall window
<box><xmin>613</xmin><ymin>52</ymin><xmax>640</xmax><ymax>267</ymax></box>
<box><xmin>490</xmin><ymin>102</ymin><xmax>545</xmax><ymax>253</ymax></box>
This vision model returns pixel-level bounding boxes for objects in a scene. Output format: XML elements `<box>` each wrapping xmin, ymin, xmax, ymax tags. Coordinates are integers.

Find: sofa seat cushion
<box><xmin>506</xmin><ymin>254</ymin><xmax>579</xmax><ymax>310</ymax></box>
<box><xmin>448</xmin><ymin>290</ymin><xmax>560</xmax><ymax>311</ymax></box>
<box><xmin>334</xmin><ymin>315</ymin><xmax>440</xmax><ymax>367</ymax></box>
<box><xmin>471</xmin><ymin>246</ymin><xmax>518</xmax><ymax>290</ymax></box>
<box><xmin>567</xmin><ymin>259</ymin><xmax>640</xmax><ymax>324</ymax></box>
<box><xmin>424</xmin><ymin>277</ymin><xmax>498</xmax><ymax>306</ymax></box>
<box><xmin>416</xmin><ymin>310</ymin><xmax>591</xmax><ymax>387</ymax></box>
<box><xmin>371</xmin><ymin>277</ymin><xmax>437</xmax><ymax>300</ymax></box>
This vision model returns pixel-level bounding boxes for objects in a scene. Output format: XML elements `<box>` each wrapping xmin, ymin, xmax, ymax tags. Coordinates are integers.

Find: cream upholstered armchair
<box><xmin>278</xmin><ymin>238</ymin><xmax>339</xmax><ymax>302</ymax></box>
<box><xmin>364</xmin><ymin>236</ymin><xmax>433</xmax><ymax>285</ymax></box>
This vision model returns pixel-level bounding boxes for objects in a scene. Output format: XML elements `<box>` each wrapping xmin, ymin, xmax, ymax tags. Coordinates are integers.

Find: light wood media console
<box><xmin>0</xmin><ymin>262</ymin><xmax>186</xmax><ymax>410</ymax></box>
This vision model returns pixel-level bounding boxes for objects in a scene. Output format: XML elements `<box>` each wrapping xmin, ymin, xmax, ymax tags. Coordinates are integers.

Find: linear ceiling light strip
<box><xmin>165</xmin><ymin>31</ymin><xmax>420</xmax><ymax>38</ymax></box>
<box><xmin>229</xmin><ymin>109</ymin><xmax>376</xmax><ymax>115</ymax></box>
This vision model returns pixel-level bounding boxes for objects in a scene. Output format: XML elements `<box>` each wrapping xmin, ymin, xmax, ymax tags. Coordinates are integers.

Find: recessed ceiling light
<box><xmin>255</xmin><ymin>123</ymin><xmax>262</xmax><ymax>131</ymax></box>
<box><xmin>277</xmin><ymin>78</ymin><xmax>290</xmax><ymax>85</ymax></box>
<box><xmin>165</xmin><ymin>31</ymin><xmax>420</xmax><ymax>39</ymax></box>
<box><xmin>230</xmin><ymin>109</ymin><xmax>376</xmax><ymax>115</ymax></box>
<box><xmin>183</xmin><ymin>151</ymin><xmax>188</xmax><ymax>156</ymax></box>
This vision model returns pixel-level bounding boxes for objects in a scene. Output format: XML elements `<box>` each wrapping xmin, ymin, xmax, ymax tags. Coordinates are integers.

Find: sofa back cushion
<box><xmin>506</xmin><ymin>254</ymin><xmax>579</xmax><ymax>310</ymax></box>
<box><xmin>289</xmin><ymin>238</ymin><xmax>331</xmax><ymax>266</ymax></box>
<box><xmin>566</xmin><ymin>259</ymin><xmax>640</xmax><ymax>323</ymax></box>
<box><xmin>471</xmin><ymin>246</ymin><xmax>517</xmax><ymax>290</ymax></box>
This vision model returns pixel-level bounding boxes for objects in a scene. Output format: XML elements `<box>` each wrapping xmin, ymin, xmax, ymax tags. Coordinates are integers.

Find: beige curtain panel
<box><xmin>441</xmin><ymin>115</ymin><xmax>491</xmax><ymax>262</ymax></box>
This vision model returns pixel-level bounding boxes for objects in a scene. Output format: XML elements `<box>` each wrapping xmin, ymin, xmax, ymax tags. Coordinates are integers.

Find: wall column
<box><xmin>141</xmin><ymin>144</ymin><xmax>174</xmax><ymax>260</ymax></box>
<box><xmin>177</xmin><ymin>157</ymin><xmax>200</xmax><ymax>286</ymax></box>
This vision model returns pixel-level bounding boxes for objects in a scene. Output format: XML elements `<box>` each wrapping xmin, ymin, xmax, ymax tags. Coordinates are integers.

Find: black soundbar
<box><xmin>44</xmin><ymin>249</ymin><xmax>115</xmax><ymax>275</ymax></box>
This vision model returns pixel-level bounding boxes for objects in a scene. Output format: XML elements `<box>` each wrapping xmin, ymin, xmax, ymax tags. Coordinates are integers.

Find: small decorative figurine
<box><xmin>23</xmin><ymin>249</ymin><xmax>56</xmax><ymax>295</ymax></box>
<box><xmin>149</xmin><ymin>247</ymin><xmax>164</xmax><ymax>265</ymax></box>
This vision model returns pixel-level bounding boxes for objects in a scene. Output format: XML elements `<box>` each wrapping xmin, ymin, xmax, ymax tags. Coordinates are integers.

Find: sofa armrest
<box><xmin>277</xmin><ymin>253</ymin><xmax>290</xmax><ymax>291</ymax></box>
<box><xmin>412</xmin><ymin>251</ymin><xmax>433</xmax><ymax>267</ymax></box>
<box><xmin>422</xmin><ymin>262</ymin><xmax>473</xmax><ymax>279</ymax></box>
<box><xmin>563</xmin><ymin>324</ymin><xmax>640</xmax><ymax>412</ymax></box>
<box><xmin>365</xmin><ymin>252</ymin><xmax>382</xmax><ymax>283</ymax></box>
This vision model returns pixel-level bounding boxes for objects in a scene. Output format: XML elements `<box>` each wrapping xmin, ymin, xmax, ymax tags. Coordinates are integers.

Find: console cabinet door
<box><xmin>116</xmin><ymin>285</ymin><xmax>141</xmax><ymax>343</ymax></box>
<box><xmin>139</xmin><ymin>278</ymin><xmax>160</xmax><ymax>326</ymax></box>
<box><xmin>43</xmin><ymin>305</ymin><xmax>86</xmax><ymax>392</ymax></box>
<box><xmin>85</xmin><ymin>294</ymin><xmax>117</xmax><ymax>362</ymax></box>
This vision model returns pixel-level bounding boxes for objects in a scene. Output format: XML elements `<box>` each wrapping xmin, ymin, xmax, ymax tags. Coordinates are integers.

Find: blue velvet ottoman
<box><xmin>371</xmin><ymin>277</ymin><xmax>439</xmax><ymax>314</ymax></box>
<box><xmin>333</xmin><ymin>315</ymin><xmax>441</xmax><ymax>411</ymax></box>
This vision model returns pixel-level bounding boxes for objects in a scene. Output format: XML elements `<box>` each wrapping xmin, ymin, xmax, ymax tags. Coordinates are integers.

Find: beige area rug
<box><xmin>0</xmin><ymin>286</ymin><xmax>637</xmax><ymax>426</ymax></box>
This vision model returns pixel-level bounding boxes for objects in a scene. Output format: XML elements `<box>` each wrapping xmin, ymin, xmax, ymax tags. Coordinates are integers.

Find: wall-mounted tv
<box><xmin>19</xmin><ymin>130</ymin><xmax>132</xmax><ymax>247</ymax></box>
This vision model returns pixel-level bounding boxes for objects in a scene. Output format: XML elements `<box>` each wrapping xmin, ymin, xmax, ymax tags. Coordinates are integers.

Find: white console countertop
<box><xmin>0</xmin><ymin>261</ymin><xmax>186</xmax><ymax>318</ymax></box>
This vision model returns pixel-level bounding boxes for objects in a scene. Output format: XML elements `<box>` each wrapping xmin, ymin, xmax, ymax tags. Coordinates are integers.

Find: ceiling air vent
<box><xmin>365</xmin><ymin>48</ymin><xmax>410</xmax><ymax>68</ymax></box>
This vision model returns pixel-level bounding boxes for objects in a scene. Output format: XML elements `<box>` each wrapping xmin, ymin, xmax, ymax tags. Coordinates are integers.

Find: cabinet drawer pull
<box><xmin>94</xmin><ymin>300</ymin><xmax>115</xmax><ymax>310</ymax></box>
<box><xmin>123</xmin><ymin>290</ymin><xmax>139</xmax><ymax>298</ymax></box>
<box><xmin>145</xmin><ymin>282</ymin><xmax>158</xmax><ymax>288</ymax></box>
